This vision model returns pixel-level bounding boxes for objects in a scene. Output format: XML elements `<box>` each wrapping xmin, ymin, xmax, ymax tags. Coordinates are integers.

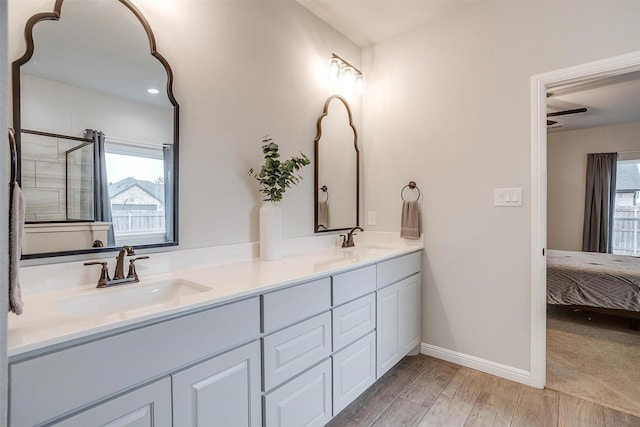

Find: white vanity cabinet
<box><xmin>9</xmin><ymin>297</ymin><xmax>261</xmax><ymax>426</ymax></box>
<box><xmin>9</xmin><ymin>248</ymin><xmax>423</xmax><ymax>427</ymax></box>
<box><xmin>376</xmin><ymin>251</ymin><xmax>422</xmax><ymax>378</ymax></box>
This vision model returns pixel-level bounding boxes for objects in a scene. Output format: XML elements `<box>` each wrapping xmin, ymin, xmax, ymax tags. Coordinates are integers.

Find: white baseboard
<box><xmin>420</xmin><ymin>343</ymin><xmax>532</xmax><ymax>386</ymax></box>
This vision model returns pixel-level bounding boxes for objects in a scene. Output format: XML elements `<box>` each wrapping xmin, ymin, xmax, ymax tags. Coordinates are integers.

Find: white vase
<box><xmin>260</xmin><ymin>201</ymin><xmax>282</xmax><ymax>260</ymax></box>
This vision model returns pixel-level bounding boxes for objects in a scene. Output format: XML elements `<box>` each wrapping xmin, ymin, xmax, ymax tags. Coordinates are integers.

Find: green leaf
<box><xmin>249</xmin><ymin>137</ymin><xmax>310</xmax><ymax>202</ymax></box>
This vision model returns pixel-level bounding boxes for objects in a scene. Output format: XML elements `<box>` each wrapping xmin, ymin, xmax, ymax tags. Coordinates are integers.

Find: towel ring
<box><xmin>319</xmin><ymin>185</ymin><xmax>329</xmax><ymax>202</ymax></box>
<box><xmin>401</xmin><ymin>181</ymin><xmax>421</xmax><ymax>202</ymax></box>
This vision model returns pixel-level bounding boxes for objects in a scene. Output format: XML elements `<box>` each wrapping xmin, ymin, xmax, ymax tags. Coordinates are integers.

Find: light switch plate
<box><xmin>494</xmin><ymin>188</ymin><xmax>523</xmax><ymax>207</ymax></box>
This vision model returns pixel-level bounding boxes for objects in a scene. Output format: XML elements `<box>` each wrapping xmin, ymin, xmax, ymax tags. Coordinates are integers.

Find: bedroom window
<box><xmin>612</xmin><ymin>158</ymin><xmax>640</xmax><ymax>255</ymax></box>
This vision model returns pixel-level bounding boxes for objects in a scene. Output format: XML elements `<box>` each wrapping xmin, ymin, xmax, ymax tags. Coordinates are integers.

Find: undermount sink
<box><xmin>341</xmin><ymin>244</ymin><xmax>399</xmax><ymax>254</ymax></box>
<box><xmin>56</xmin><ymin>279</ymin><xmax>211</xmax><ymax>320</ymax></box>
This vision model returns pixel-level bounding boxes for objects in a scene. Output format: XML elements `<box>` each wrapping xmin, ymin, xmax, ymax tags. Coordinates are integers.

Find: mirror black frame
<box><xmin>12</xmin><ymin>0</ymin><xmax>180</xmax><ymax>259</ymax></box>
<box><xmin>314</xmin><ymin>95</ymin><xmax>360</xmax><ymax>233</ymax></box>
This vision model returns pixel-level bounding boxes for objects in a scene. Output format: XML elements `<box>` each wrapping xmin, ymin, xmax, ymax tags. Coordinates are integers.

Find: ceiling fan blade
<box><xmin>547</xmin><ymin>120</ymin><xmax>558</xmax><ymax>126</ymax></box>
<box><xmin>547</xmin><ymin>107</ymin><xmax>587</xmax><ymax>118</ymax></box>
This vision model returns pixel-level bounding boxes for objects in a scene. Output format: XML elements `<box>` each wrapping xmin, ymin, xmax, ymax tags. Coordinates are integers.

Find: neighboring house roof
<box><xmin>616</xmin><ymin>163</ymin><xmax>640</xmax><ymax>192</ymax></box>
<box><xmin>108</xmin><ymin>177</ymin><xmax>164</xmax><ymax>203</ymax></box>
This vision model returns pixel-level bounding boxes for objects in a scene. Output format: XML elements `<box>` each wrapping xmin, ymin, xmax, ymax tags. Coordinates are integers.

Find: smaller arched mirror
<box><xmin>314</xmin><ymin>95</ymin><xmax>360</xmax><ymax>233</ymax></box>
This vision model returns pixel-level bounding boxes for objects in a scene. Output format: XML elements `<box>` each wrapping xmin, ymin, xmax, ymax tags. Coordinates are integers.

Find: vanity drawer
<box><xmin>332</xmin><ymin>331</ymin><xmax>376</xmax><ymax>415</ymax></box>
<box><xmin>332</xmin><ymin>293</ymin><xmax>375</xmax><ymax>352</ymax></box>
<box><xmin>332</xmin><ymin>265</ymin><xmax>376</xmax><ymax>306</ymax></box>
<box><xmin>263</xmin><ymin>359</ymin><xmax>332</xmax><ymax>427</ymax></box>
<box><xmin>50</xmin><ymin>377</ymin><xmax>172</xmax><ymax>427</ymax></box>
<box><xmin>262</xmin><ymin>311</ymin><xmax>331</xmax><ymax>391</ymax></box>
<box><xmin>9</xmin><ymin>297</ymin><xmax>260</xmax><ymax>427</ymax></box>
<box><xmin>377</xmin><ymin>252</ymin><xmax>421</xmax><ymax>289</ymax></box>
<box><xmin>262</xmin><ymin>277</ymin><xmax>331</xmax><ymax>333</ymax></box>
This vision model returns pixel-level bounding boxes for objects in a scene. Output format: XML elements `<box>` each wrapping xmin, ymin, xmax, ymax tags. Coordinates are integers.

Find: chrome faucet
<box><xmin>341</xmin><ymin>226</ymin><xmax>364</xmax><ymax>248</ymax></box>
<box><xmin>84</xmin><ymin>245</ymin><xmax>149</xmax><ymax>288</ymax></box>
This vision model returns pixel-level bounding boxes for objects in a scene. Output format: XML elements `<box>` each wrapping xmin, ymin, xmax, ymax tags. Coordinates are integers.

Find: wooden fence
<box><xmin>111</xmin><ymin>211</ymin><xmax>165</xmax><ymax>234</ymax></box>
<box><xmin>613</xmin><ymin>206</ymin><xmax>640</xmax><ymax>255</ymax></box>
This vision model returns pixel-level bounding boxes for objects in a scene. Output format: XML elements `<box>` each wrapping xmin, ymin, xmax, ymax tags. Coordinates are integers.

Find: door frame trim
<box><xmin>529</xmin><ymin>50</ymin><xmax>640</xmax><ymax>388</ymax></box>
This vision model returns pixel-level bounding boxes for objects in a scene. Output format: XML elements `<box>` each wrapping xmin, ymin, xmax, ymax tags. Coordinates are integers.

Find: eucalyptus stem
<box><xmin>249</xmin><ymin>135</ymin><xmax>311</xmax><ymax>202</ymax></box>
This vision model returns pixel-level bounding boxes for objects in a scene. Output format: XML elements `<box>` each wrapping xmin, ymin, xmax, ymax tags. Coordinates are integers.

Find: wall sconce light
<box><xmin>328</xmin><ymin>53</ymin><xmax>365</xmax><ymax>96</ymax></box>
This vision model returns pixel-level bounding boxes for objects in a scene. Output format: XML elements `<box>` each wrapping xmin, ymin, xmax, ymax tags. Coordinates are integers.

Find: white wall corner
<box><xmin>420</xmin><ymin>343</ymin><xmax>532</xmax><ymax>387</ymax></box>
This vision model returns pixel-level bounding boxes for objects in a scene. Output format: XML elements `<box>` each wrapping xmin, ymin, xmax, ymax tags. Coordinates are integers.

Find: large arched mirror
<box><xmin>314</xmin><ymin>95</ymin><xmax>360</xmax><ymax>232</ymax></box>
<box><xmin>12</xmin><ymin>0</ymin><xmax>179</xmax><ymax>258</ymax></box>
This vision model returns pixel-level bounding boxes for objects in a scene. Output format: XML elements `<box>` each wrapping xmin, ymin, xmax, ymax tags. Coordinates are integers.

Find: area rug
<box><xmin>546</xmin><ymin>305</ymin><xmax>640</xmax><ymax>417</ymax></box>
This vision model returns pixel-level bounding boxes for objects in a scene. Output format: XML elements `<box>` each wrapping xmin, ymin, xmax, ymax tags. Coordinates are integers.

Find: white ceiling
<box><xmin>23</xmin><ymin>0</ymin><xmax>172</xmax><ymax>109</ymax></box>
<box><xmin>297</xmin><ymin>0</ymin><xmax>640</xmax><ymax>133</ymax></box>
<box><xmin>547</xmin><ymin>71</ymin><xmax>640</xmax><ymax>132</ymax></box>
<box><xmin>296</xmin><ymin>0</ymin><xmax>480</xmax><ymax>48</ymax></box>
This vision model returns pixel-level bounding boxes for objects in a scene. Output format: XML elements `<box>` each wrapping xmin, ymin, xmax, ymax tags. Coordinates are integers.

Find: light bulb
<box><xmin>355</xmin><ymin>74</ymin><xmax>365</xmax><ymax>96</ymax></box>
<box><xmin>328</xmin><ymin>58</ymin><xmax>341</xmax><ymax>81</ymax></box>
<box><xmin>342</xmin><ymin>66</ymin><xmax>354</xmax><ymax>84</ymax></box>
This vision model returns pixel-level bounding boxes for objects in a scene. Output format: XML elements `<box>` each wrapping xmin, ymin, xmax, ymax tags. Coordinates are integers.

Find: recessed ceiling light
<box><xmin>147</xmin><ymin>88</ymin><xmax>160</xmax><ymax>94</ymax></box>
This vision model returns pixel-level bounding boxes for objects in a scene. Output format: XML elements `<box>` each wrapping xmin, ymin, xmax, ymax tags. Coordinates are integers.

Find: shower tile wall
<box><xmin>20</xmin><ymin>133</ymin><xmax>91</xmax><ymax>222</ymax></box>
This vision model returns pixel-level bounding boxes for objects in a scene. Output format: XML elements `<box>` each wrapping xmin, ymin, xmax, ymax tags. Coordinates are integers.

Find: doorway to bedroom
<box><xmin>531</xmin><ymin>51</ymin><xmax>640</xmax><ymax>418</ymax></box>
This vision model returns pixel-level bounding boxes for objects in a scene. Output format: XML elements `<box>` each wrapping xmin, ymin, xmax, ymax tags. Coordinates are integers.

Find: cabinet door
<box><xmin>52</xmin><ymin>378</ymin><xmax>171</xmax><ymax>427</ymax></box>
<box><xmin>376</xmin><ymin>282</ymin><xmax>401</xmax><ymax>378</ymax></box>
<box><xmin>332</xmin><ymin>331</ymin><xmax>376</xmax><ymax>415</ymax></box>
<box><xmin>400</xmin><ymin>273</ymin><xmax>421</xmax><ymax>354</ymax></box>
<box><xmin>172</xmin><ymin>341</ymin><xmax>261</xmax><ymax>427</ymax></box>
<box><xmin>264</xmin><ymin>359</ymin><xmax>332</xmax><ymax>427</ymax></box>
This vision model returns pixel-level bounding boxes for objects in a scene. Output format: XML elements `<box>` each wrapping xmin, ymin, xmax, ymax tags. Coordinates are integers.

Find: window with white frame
<box><xmin>612</xmin><ymin>156</ymin><xmax>640</xmax><ymax>255</ymax></box>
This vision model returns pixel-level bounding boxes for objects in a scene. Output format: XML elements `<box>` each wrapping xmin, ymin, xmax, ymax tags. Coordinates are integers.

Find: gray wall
<box><xmin>362</xmin><ymin>1</ymin><xmax>640</xmax><ymax>371</ymax></box>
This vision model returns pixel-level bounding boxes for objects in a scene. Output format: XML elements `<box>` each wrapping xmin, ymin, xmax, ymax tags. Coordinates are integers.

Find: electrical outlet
<box><xmin>368</xmin><ymin>211</ymin><xmax>376</xmax><ymax>225</ymax></box>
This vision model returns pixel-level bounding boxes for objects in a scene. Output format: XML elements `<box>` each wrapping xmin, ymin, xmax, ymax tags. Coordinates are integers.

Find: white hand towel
<box><xmin>9</xmin><ymin>181</ymin><xmax>25</xmax><ymax>315</ymax></box>
<box><xmin>400</xmin><ymin>200</ymin><xmax>421</xmax><ymax>240</ymax></box>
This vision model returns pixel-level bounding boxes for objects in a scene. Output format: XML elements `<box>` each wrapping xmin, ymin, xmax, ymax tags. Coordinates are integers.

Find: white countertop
<box><xmin>9</xmin><ymin>237</ymin><xmax>423</xmax><ymax>359</ymax></box>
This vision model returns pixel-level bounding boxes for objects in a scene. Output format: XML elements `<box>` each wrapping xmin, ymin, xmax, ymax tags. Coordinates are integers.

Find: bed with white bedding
<box><xmin>547</xmin><ymin>250</ymin><xmax>640</xmax><ymax>317</ymax></box>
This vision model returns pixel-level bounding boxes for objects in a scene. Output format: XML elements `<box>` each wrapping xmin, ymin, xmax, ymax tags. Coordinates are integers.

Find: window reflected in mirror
<box><xmin>105</xmin><ymin>141</ymin><xmax>174</xmax><ymax>247</ymax></box>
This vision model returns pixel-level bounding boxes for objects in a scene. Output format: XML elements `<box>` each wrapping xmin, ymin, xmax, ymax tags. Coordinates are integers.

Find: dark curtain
<box><xmin>86</xmin><ymin>129</ymin><xmax>115</xmax><ymax>246</ymax></box>
<box><xmin>163</xmin><ymin>144</ymin><xmax>174</xmax><ymax>243</ymax></box>
<box><xmin>582</xmin><ymin>152</ymin><xmax>617</xmax><ymax>253</ymax></box>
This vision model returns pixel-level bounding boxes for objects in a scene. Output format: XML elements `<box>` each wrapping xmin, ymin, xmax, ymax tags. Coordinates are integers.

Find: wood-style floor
<box><xmin>327</xmin><ymin>354</ymin><xmax>640</xmax><ymax>427</ymax></box>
